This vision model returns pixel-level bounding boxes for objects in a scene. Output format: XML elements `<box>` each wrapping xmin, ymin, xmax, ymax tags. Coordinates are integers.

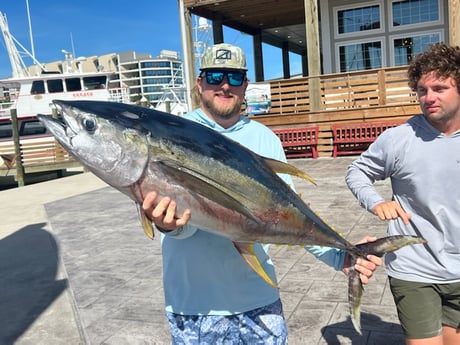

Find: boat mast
<box><xmin>0</xmin><ymin>4</ymin><xmax>47</xmax><ymax>78</ymax></box>
<box><xmin>26</xmin><ymin>0</ymin><xmax>37</xmax><ymax>72</ymax></box>
<box><xmin>0</xmin><ymin>13</ymin><xmax>26</xmax><ymax>78</ymax></box>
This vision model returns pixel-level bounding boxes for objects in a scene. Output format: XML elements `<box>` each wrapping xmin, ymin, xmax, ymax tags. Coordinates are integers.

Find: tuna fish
<box><xmin>38</xmin><ymin>100</ymin><xmax>426</xmax><ymax>334</ymax></box>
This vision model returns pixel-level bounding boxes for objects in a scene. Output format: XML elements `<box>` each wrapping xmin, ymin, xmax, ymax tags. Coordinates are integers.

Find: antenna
<box><xmin>70</xmin><ymin>32</ymin><xmax>76</xmax><ymax>58</ymax></box>
<box><xmin>26</xmin><ymin>0</ymin><xmax>36</xmax><ymax>61</ymax></box>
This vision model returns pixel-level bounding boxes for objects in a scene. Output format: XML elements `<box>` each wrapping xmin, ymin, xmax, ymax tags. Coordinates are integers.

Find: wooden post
<box><xmin>304</xmin><ymin>0</ymin><xmax>321</xmax><ymax>111</ymax></box>
<box><xmin>449</xmin><ymin>0</ymin><xmax>460</xmax><ymax>46</ymax></box>
<box><xmin>253</xmin><ymin>33</ymin><xmax>264</xmax><ymax>82</ymax></box>
<box><xmin>178</xmin><ymin>0</ymin><xmax>198</xmax><ymax>110</ymax></box>
<box><xmin>11</xmin><ymin>108</ymin><xmax>25</xmax><ymax>187</ymax></box>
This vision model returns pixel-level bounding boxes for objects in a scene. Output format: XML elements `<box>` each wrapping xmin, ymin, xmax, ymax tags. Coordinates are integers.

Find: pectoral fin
<box><xmin>159</xmin><ymin>160</ymin><xmax>262</xmax><ymax>224</ymax></box>
<box><xmin>233</xmin><ymin>242</ymin><xmax>278</xmax><ymax>288</ymax></box>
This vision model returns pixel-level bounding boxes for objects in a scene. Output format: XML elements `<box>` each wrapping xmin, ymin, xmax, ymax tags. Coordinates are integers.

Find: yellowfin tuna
<box><xmin>38</xmin><ymin>100</ymin><xmax>426</xmax><ymax>333</ymax></box>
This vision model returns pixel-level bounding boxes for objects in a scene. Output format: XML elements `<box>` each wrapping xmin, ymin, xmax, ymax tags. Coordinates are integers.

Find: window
<box><xmin>338</xmin><ymin>40</ymin><xmax>383</xmax><ymax>72</ymax></box>
<box><xmin>65</xmin><ymin>78</ymin><xmax>82</xmax><ymax>92</ymax></box>
<box><xmin>0</xmin><ymin>122</ymin><xmax>13</xmax><ymax>139</ymax></box>
<box><xmin>141</xmin><ymin>61</ymin><xmax>171</xmax><ymax>68</ymax></box>
<box><xmin>392</xmin><ymin>32</ymin><xmax>441</xmax><ymax>65</ymax></box>
<box><xmin>20</xmin><ymin>120</ymin><xmax>48</xmax><ymax>136</ymax></box>
<box><xmin>83</xmin><ymin>76</ymin><xmax>107</xmax><ymax>90</ymax></box>
<box><xmin>142</xmin><ymin>70</ymin><xmax>171</xmax><ymax>77</ymax></box>
<box><xmin>328</xmin><ymin>0</ymin><xmax>444</xmax><ymax>72</ymax></box>
<box><xmin>392</xmin><ymin>0</ymin><xmax>440</xmax><ymax>27</ymax></box>
<box><xmin>336</xmin><ymin>3</ymin><xmax>382</xmax><ymax>35</ymax></box>
<box><xmin>30</xmin><ymin>80</ymin><xmax>45</xmax><ymax>94</ymax></box>
<box><xmin>47</xmin><ymin>79</ymin><xmax>64</xmax><ymax>93</ymax></box>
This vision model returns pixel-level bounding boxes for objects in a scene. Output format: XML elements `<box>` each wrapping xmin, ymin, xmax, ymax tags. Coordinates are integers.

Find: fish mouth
<box><xmin>37</xmin><ymin>111</ymin><xmax>75</xmax><ymax>148</ymax></box>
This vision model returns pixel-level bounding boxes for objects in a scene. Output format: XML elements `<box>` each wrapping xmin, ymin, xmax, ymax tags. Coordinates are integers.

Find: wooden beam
<box><xmin>449</xmin><ymin>0</ymin><xmax>460</xmax><ymax>46</ymax></box>
<box><xmin>282</xmin><ymin>41</ymin><xmax>290</xmax><ymax>79</ymax></box>
<box><xmin>253</xmin><ymin>33</ymin><xmax>264</xmax><ymax>82</ymax></box>
<box><xmin>304</xmin><ymin>0</ymin><xmax>321</xmax><ymax>111</ymax></box>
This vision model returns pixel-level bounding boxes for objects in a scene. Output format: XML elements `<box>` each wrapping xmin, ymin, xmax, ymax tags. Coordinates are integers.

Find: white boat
<box><xmin>0</xmin><ymin>10</ymin><xmax>127</xmax><ymax>119</ymax></box>
<box><xmin>0</xmin><ymin>9</ymin><xmax>126</xmax><ymax>177</ymax></box>
<box><xmin>0</xmin><ymin>71</ymin><xmax>119</xmax><ymax>118</ymax></box>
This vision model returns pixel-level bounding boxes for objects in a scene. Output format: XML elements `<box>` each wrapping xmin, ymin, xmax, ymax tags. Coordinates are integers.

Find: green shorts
<box><xmin>389</xmin><ymin>277</ymin><xmax>460</xmax><ymax>339</ymax></box>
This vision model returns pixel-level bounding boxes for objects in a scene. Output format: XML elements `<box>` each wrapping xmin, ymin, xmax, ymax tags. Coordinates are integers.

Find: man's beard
<box><xmin>202</xmin><ymin>97</ymin><xmax>242</xmax><ymax>120</ymax></box>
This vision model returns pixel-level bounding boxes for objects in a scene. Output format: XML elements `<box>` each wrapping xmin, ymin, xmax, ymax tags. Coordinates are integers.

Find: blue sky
<box><xmin>0</xmin><ymin>1</ymin><xmax>301</xmax><ymax>81</ymax></box>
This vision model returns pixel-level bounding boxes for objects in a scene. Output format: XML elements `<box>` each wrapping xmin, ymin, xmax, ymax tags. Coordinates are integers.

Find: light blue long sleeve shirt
<box><xmin>161</xmin><ymin>109</ymin><xmax>345</xmax><ymax>315</ymax></box>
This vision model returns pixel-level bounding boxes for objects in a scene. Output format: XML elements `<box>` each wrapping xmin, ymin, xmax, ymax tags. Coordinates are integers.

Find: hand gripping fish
<box><xmin>38</xmin><ymin>100</ymin><xmax>426</xmax><ymax>334</ymax></box>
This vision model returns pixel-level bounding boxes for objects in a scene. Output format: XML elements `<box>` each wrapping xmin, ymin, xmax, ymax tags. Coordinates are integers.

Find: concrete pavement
<box><xmin>0</xmin><ymin>157</ymin><xmax>406</xmax><ymax>344</ymax></box>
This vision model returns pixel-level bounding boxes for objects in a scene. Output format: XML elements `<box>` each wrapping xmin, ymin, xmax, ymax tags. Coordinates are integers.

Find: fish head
<box><xmin>37</xmin><ymin>100</ymin><xmax>149</xmax><ymax>187</ymax></box>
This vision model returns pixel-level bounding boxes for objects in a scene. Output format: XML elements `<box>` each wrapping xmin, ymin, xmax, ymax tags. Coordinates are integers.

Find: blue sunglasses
<box><xmin>201</xmin><ymin>70</ymin><xmax>246</xmax><ymax>87</ymax></box>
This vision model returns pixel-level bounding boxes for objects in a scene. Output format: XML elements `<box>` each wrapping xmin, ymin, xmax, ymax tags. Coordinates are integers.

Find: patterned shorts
<box><xmin>166</xmin><ymin>299</ymin><xmax>288</xmax><ymax>344</ymax></box>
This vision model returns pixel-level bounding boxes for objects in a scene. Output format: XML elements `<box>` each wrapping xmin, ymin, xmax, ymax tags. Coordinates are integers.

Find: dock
<box><xmin>0</xmin><ymin>157</ymin><xmax>406</xmax><ymax>344</ymax></box>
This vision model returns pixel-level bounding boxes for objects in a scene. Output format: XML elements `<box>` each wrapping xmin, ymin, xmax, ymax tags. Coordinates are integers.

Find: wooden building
<box><xmin>179</xmin><ymin>0</ymin><xmax>460</xmax><ymax>156</ymax></box>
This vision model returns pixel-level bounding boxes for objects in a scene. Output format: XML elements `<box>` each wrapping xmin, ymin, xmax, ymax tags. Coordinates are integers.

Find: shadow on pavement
<box><xmin>0</xmin><ymin>223</ymin><xmax>68</xmax><ymax>345</ymax></box>
<box><xmin>321</xmin><ymin>312</ymin><xmax>405</xmax><ymax>344</ymax></box>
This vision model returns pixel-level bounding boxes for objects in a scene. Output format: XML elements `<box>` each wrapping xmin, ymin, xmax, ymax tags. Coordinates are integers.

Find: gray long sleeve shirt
<box><xmin>346</xmin><ymin>115</ymin><xmax>460</xmax><ymax>283</ymax></box>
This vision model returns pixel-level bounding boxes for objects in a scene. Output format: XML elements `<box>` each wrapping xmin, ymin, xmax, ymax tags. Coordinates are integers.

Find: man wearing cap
<box><xmin>142</xmin><ymin>43</ymin><xmax>381</xmax><ymax>344</ymax></box>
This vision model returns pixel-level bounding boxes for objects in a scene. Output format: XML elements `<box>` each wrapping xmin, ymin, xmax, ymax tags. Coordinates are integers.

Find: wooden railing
<box><xmin>249</xmin><ymin>66</ymin><xmax>420</xmax><ymax>157</ymax></box>
<box><xmin>266</xmin><ymin>66</ymin><xmax>417</xmax><ymax>115</ymax></box>
<box><xmin>0</xmin><ymin>140</ymin><xmax>80</xmax><ymax>175</ymax></box>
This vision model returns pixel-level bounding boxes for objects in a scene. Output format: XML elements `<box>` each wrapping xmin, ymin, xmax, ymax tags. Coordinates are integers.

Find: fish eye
<box><xmin>81</xmin><ymin>116</ymin><xmax>97</xmax><ymax>133</ymax></box>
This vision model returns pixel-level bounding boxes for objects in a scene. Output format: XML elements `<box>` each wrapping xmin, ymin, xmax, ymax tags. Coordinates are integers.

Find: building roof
<box><xmin>183</xmin><ymin>0</ymin><xmax>307</xmax><ymax>55</ymax></box>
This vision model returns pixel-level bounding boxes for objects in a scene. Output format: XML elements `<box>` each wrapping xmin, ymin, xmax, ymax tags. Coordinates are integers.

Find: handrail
<box><xmin>265</xmin><ymin>66</ymin><xmax>416</xmax><ymax>116</ymax></box>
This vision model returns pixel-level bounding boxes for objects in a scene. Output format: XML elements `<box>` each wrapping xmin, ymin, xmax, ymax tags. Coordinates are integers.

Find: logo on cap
<box><xmin>216</xmin><ymin>48</ymin><xmax>232</xmax><ymax>61</ymax></box>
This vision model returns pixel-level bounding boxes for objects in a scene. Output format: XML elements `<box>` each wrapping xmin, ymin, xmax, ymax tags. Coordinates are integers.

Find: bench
<box><xmin>331</xmin><ymin>120</ymin><xmax>404</xmax><ymax>157</ymax></box>
<box><xmin>273</xmin><ymin>126</ymin><xmax>319</xmax><ymax>159</ymax></box>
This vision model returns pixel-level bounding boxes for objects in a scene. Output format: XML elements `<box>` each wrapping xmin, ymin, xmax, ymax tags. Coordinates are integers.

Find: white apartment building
<box><xmin>113</xmin><ymin>49</ymin><xmax>184</xmax><ymax>106</ymax></box>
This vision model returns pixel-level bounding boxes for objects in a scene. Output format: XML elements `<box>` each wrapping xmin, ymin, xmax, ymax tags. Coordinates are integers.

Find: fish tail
<box><xmin>348</xmin><ymin>269</ymin><xmax>363</xmax><ymax>334</ymax></box>
<box><xmin>347</xmin><ymin>235</ymin><xmax>427</xmax><ymax>334</ymax></box>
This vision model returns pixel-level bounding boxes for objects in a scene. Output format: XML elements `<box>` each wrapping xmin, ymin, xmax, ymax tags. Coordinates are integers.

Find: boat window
<box><xmin>0</xmin><ymin>122</ymin><xmax>13</xmax><ymax>139</ymax></box>
<box><xmin>31</xmin><ymin>80</ymin><xmax>45</xmax><ymax>94</ymax></box>
<box><xmin>65</xmin><ymin>78</ymin><xmax>82</xmax><ymax>92</ymax></box>
<box><xmin>47</xmin><ymin>79</ymin><xmax>64</xmax><ymax>93</ymax></box>
<box><xmin>83</xmin><ymin>76</ymin><xmax>107</xmax><ymax>90</ymax></box>
<box><xmin>20</xmin><ymin>120</ymin><xmax>48</xmax><ymax>136</ymax></box>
